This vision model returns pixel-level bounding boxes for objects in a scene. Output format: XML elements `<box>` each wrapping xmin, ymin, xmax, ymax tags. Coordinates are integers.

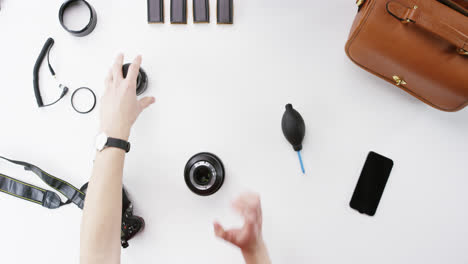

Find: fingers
<box><xmin>112</xmin><ymin>53</ymin><xmax>124</xmax><ymax>82</ymax></box>
<box><xmin>214</xmin><ymin>222</ymin><xmax>242</xmax><ymax>246</ymax></box>
<box><xmin>126</xmin><ymin>55</ymin><xmax>142</xmax><ymax>84</ymax></box>
<box><xmin>138</xmin><ymin>96</ymin><xmax>156</xmax><ymax>111</ymax></box>
<box><xmin>232</xmin><ymin>193</ymin><xmax>261</xmax><ymax>218</ymax></box>
<box><xmin>213</xmin><ymin>193</ymin><xmax>264</xmax><ymax>251</ymax></box>
<box><xmin>242</xmin><ymin>212</ymin><xmax>257</xmax><ymax>234</ymax></box>
<box><xmin>232</xmin><ymin>192</ymin><xmax>262</xmax><ymax>234</ymax></box>
<box><xmin>213</xmin><ymin>222</ymin><xmax>225</xmax><ymax>238</ymax></box>
<box><xmin>104</xmin><ymin>69</ymin><xmax>113</xmax><ymax>90</ymax></box>
<box><xmin>234</xmin><ymin>204</ymin><xmax>257</xmax><ymax>237</ymax></box>
<box><xmin>233</xmin><ymin>201</ymin><xmax>256</xmax><ymax>220</ymax></box>
<box><xmin>233</xmin><ymin>192</ymin><xmax>261</xmax><ymax>207</ymax></box>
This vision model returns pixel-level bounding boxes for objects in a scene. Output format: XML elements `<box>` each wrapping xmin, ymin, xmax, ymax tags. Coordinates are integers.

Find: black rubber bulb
<box><xmin>282</xmin><ymin>104</ymin><xmax>305</xmax><ymax>151</ymax></box>
<box><xmin>282</xmin><ymin>104</ymin><xmax>306</xmax><ymax>174</ymax></box>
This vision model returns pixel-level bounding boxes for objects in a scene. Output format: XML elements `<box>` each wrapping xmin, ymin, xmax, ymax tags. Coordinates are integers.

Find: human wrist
<box><xmin>100</xmin><ymin>126</ymin><xmax>130</xmax><ymax>141</ymax></box>
<box><xmin>242</xmin><ymin>238</ymin><xmax>271</xmax><ymax>264</ymax></box>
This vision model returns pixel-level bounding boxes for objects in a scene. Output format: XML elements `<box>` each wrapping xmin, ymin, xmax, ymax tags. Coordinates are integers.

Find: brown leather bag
<box><xmin>345</xmin><ymin>0</ymin><xmax>468</xmax><ymax>111</ymax></box>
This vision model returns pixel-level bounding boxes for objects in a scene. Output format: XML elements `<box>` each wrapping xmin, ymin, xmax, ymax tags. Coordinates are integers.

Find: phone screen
<box><xmin>350</xmin><ymin>152</ymin><xmax>394</xmax><ymax>216</ymax></box>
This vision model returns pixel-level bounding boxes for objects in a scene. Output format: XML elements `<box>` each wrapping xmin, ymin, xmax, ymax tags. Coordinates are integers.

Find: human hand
<box><xmin>214</xmin><ymin>193</ymin><xmax>271</xmax><ymax>264</ymax></box>
<box><xmin>100</xmin><ymin>54</ymin><xmax>155</xmax><ymax>140</ymax></box>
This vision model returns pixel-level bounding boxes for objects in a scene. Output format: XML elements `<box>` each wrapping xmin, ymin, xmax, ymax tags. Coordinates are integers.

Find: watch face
<box><xmin>96</xmin><ymin>132</ymin><xmax>108</xmax><ymax>151</ymax></box>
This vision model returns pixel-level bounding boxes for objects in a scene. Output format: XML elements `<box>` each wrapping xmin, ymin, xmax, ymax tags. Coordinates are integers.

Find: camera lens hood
<box><xmin>184</xmin><ymin>152</ymin><xmax>225</xmax><ymax>196</ymax></box>
<box><xmin>59</xmin><ymin>0</ymin><xmax>97</xmax><ymax>37</ymax></box>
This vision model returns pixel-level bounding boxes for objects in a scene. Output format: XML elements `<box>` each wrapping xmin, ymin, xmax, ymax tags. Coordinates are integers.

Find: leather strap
<box><xmin>387</xmin><ymin>1</ymin><xmax>468</xmax><ymax>55</ymax></box>
<box><xmin>0</xmin><ymin>156</ymin><xmax>85</xmax><ymax>209</ymax></box>
<box><xmin>59</xmin><ymin>0</ymin><xmax>98</xmax><ymax>37</ymax></box>
<box><xmin>438</xmin><ymin>0</ymin><xmax>468</xmax><ymax>16</ymax></box>
<box><xmin>107</xmin><ymin>138</ymin><xmax>131</xmax><ymax>153</ymax></box>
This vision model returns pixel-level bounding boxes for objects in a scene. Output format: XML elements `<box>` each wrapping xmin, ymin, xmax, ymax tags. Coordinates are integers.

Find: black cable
<box><xmin>42</xmin><ymin>85</ymin><xmax>69</xmax><ymax>107</ymax></box>
<box><xmin>33</xmin><ymin>38</ymin><xmax>68</xmax><ymax>108</ymax></box>
<box><xmin>46</xmin><ymin>44</ymin><xmax>56</xmax><ymax>77</ymax></box>
<box><xmin>33</xmin><ymin>38</ymin><xmax>54</xmax><ymax>107</ymax></box>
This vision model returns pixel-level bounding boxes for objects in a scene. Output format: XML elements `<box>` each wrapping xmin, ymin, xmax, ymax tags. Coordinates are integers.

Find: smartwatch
<box><xmin>95</xmin><ymin>132</ymin><xmax>131</xmax><ymax>153</ymax></box>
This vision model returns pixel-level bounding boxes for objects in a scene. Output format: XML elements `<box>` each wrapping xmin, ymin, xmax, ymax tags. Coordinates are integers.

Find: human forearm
<box><xmin>242</xmin><ymin>239</ymin><xmax>271</xmax><ymax>264</ymax></box>
<box><xmin>79</xmin><ymin>54</ymin><xmax>153</xmax><ymax>263</ymax></box>
<box><xmin>80</xmin><ymin>148</ymin><xmax>125</xmax><ymax>264</ymax></box>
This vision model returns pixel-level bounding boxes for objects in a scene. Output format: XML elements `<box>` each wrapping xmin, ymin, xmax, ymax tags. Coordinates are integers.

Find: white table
<box><xmin>1</xmin><ymin>1</ymin><xmax>468</xmax><ymax>263</ymax></box>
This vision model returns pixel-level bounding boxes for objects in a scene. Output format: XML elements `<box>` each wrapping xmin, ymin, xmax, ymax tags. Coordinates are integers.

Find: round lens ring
<box><xmin>71</xmin><ymin>87</ymin><xmax>96</xmax><ymax>114</ymax></box>
<box><xmin>184</xmin><ymin>153</ymin><xmax>225</xmax><ymax>196</ymax></box>
<box><xmin>189</xmin><ymin>161</ymin><xmax>216</xmax><ymax>191</ymax></box>
<box><xmin>193</xmin><ymin>165</ymin><xmax>213</xmax><ymax>186</ymax></box>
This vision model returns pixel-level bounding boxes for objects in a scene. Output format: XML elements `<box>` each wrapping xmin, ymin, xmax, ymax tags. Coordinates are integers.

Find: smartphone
<box><xmin>350</xmin><ymin>152</ymin><xmax>394</xmax><ymax>216</ymax></box>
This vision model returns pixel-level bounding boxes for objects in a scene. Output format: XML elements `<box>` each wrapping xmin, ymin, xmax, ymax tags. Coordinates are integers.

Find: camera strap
<box><xmin>0</xmin><ymin>156</ymin><xmax>144</xmax><ymax>248</ymax></box>
<box><xmin>0</xmin><ymin>156</ymin><xmax>85</xmax><ymax>209</ymax></box>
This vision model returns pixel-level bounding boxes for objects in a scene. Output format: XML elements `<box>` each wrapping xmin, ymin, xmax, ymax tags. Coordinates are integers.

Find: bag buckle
<box><xmin>458</xmin><ymin>48</ymin><xmax>468</xmax><ymax>56</ymax></box>
<box><xmin>356</xmin><ymin>0</ymin><xmax>365</xmax><ymax>7</ymax></box>
<box><xmin>401</xmin><ymin>5</ymin><xmax>418</xmax><ymax>24</ymax></box>
<box><xmin>393</xmin><ymin>75</ymin><xmax>407</xmax><ymax>86</ymax></box>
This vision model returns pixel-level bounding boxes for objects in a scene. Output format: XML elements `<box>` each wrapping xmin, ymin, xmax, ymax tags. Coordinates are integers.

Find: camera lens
<box><xmin>122</xmin><ymin>63</ymin><xmax>148</xmax><ymax>96</ymax></box>
<box><xmin>193</xmin><ymin>166</ymin><xmax>213</xmax><ymax>186</ymax></box>
<box><xmin>189</xmin><ymin>161</ymin><xmax>216</xmax><ymax>190</ymax></box>
<box><xmin>184</xmin><ymin>153</ymin><xmax>225</xmax><ymax>196</ymax></box>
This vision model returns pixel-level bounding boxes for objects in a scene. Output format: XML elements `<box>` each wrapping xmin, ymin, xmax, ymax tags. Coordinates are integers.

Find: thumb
<box><xmin>214</xmin><ymin>222</ymin><xmax>241</xmax><ymax>246</ymax></box>
<box><xmin>138</xmin><ymin>96</ymin><xmax>155</xmax><ymax>111</ymax></box>
<box><xmin>213</xmin><ymin>222</ymin><xmax>225</xmax><ymax>238</ymax></box>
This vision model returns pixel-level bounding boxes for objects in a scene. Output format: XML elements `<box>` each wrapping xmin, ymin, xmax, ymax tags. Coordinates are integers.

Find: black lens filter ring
<box><xmin>122</xmin><ymin>63</ymin><xmax>149</xmax><ymax>96</ymax></box>
<box><xmin>59</xmin><ymin>0</ymin><xmax>98</xmax><ymax>37</ymax></box>
<box><xmin>184</xmin><ymin>152</ymin><xmax>225</xmax><ymax>196</ymax></box>
<box><xmin>71</xmin><ymin>87</ymin><xmax>96</xmax><ymax>114</ymax></box>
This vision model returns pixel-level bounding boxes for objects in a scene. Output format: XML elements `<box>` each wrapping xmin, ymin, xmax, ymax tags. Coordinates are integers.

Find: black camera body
<box><xmin>121</xmin><ymin>188</ymin><xmax>145</xmax><ymax>248</ymax></box>
<box><xmin>81</xmin><ymin>183</ymin><xmax>144</xmax><ymax>248</ymax></box>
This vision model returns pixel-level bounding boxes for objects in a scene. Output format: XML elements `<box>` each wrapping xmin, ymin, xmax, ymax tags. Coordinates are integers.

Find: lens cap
<box><xmin>184</xmin><ymin>152</ymin><xmax>225</xmax><ymax>196</ymax></box>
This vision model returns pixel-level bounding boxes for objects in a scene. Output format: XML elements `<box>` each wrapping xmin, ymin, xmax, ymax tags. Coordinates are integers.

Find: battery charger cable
<box><xmin>33</xmin><ymin>37</ymin><xmax>69</xmax><ymax>108</ymax></box>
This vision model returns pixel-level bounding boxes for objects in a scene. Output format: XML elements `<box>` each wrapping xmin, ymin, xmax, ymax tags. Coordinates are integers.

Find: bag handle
<box><xmin>386</xmin><ymin>1</ymin><xmax>468</xmax><ymax>56</ymax></box>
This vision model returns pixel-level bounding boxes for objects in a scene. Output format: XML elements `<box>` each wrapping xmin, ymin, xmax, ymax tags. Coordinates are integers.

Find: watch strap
<box><xmin>106</xmin><ymin>137</ymin><xmax>131</xmax><ymax>153</ymax></box>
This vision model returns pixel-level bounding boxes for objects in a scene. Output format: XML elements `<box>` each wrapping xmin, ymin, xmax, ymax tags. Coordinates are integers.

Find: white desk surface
<box><xmin>1</xmin><ymin>1</ymin><xmax>468</xmax><ymax>263</ymax></box>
